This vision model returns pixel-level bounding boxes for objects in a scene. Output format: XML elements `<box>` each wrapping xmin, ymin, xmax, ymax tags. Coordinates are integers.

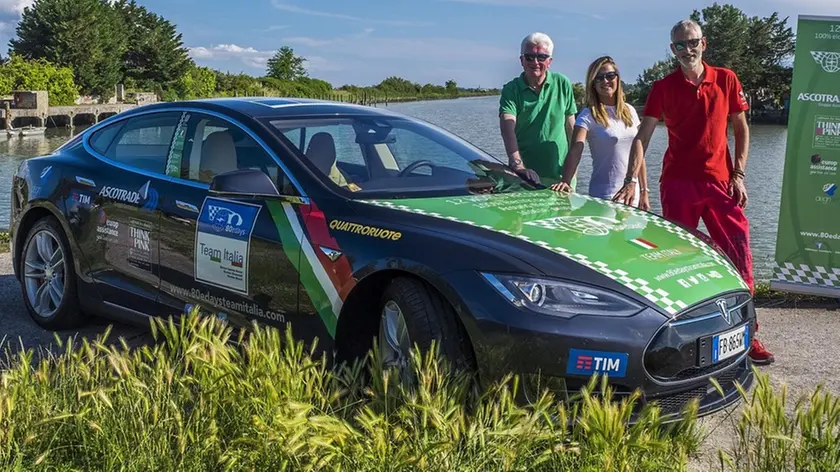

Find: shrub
<box><xmin>717</xmin><ymin>370</ymin><xmax>840</xmax><ymax>471</ymax></box>
<box><xmin>0</xmin><ymin>310</ymin><xmax>701</xmax><ymax>471</ymax></box>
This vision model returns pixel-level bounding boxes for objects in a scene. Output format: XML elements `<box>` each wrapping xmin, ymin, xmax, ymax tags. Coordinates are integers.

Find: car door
<box><xmin>155</xmin><ymin>111</ymin><xmax>319</xmax><ymax>336</ymax></box>
<box><xmin>69</xmin><ymin>111</ymin><xmax>184</xmax><ymax>316</ymax></box>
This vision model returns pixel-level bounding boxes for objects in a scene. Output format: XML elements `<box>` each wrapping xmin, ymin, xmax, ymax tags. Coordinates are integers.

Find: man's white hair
<box><xmin>670</xmin><ymin>19</ymin><xmax>703</xmax><ymax>42</ymax></box>
<box><xmin>521</xmin><ymin>32</ymin><xmax>553</xmax><ymax>56</ymax></box>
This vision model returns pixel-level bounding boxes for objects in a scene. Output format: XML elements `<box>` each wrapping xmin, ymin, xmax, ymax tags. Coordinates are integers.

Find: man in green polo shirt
<box><xmin>499</xmin><ymin>32</ymin><xmax>578</xmax><ymax>186</ymax></box>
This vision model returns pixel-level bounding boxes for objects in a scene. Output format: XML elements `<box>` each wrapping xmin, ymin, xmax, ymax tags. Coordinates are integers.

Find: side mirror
<box><xmin>209</xmin><ymin>169</ymin><xmax>281</xmax><ymax>197</ymax></box>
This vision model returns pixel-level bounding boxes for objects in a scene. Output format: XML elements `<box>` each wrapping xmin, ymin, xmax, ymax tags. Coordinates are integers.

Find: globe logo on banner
<box><xmin>811</xmin><ymin>51</ymin><xmax>840</xmax><ymax>73</ymax></box>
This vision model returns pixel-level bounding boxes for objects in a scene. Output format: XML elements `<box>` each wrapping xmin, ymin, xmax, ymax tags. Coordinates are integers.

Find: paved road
<box><xmin>1</xmin><ymin>250</ymin><xmax>838</xmax><ymax>469</ymax></box>
<box><xmin>0</xmin><ymin>251</ymin><xmax>150</xmax><ymax>363</ymax></box>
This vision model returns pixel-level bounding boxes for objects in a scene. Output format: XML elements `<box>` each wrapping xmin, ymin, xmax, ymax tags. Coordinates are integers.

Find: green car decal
<box><xmin>363</xmin><ymin>190</ymin><xmax>749</xmax><ymax>315</ymax></box>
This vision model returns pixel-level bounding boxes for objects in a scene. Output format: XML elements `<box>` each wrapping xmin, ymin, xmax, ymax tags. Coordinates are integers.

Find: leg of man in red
<box><xmin>700</xmin><ymin>180</ymin><xmax>775</xmax><ymax>365</ymax></box>
<box><xmin>659</xmin><ymin>179</ymin><xmax>703</xmax><ymax>230</ymax></box>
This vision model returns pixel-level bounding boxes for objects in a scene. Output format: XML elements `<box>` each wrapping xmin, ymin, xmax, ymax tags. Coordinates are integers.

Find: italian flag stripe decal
<box><xmin>630</xmin><ymin>237</ymin><xmax>657</xmax><ymax>250</ymax></box>
<box><xmin>266</xmin><ymin>201</ymin><xmax>340</xmax><ymax>337</ymax></box>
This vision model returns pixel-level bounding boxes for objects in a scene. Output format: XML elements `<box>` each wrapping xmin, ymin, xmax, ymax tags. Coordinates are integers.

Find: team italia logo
<box><xmin>811</xmin><ymin>51</ymin><xmax>840</xmax><ymax>73</ymax></box>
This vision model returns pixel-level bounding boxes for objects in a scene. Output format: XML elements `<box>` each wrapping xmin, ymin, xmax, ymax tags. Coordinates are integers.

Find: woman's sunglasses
<box><xmin>594</xmin><ymin>71</ymin><xmax>619</xmax><ymax>82</ymax></box>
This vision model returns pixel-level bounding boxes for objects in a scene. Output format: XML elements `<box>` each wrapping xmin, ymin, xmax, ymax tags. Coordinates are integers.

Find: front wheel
<box><xmin>377</xmin><ymin>277</ymin><xmax>475</xmax><ymax>381</ymax></box>
<box><xmin>19</xmin><ymin>216</ymin><xmax>86</xmax><ymax>330</ymax></box>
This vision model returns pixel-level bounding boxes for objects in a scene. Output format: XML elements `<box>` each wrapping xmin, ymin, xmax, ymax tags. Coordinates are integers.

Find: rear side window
<box><xmin>102</xmin><ymin>112</ymin><xmax>184</xmax><ymax>174</ymax></box>
<box><xmin>89</xmin><ymin>122</ymin><xmax>124</xmax><ymax>154</ymax></box>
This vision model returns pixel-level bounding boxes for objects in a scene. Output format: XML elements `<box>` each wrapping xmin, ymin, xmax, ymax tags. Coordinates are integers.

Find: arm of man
<box><xmin>499</xmin><ymin>113</ymin><xmax>524</xmax><ymax>169</ymax></box>
<box><xmin>565</xmin><ymin>114</ymin><xmax>575</xmax><ymax>147</ymax></box>
<box><xmin>639</xmin><ymin>157</ymin><xmax>650</xmax><ymax>210</ymax></box>
<box><xmin>728</xmin><ymin>73</ymin><xmax>751</xmax><ymax>208</ymax></box>
<box><xmin>613</xmin><ymin>116</ymin><xmax>658</xmax><ymax>205</ymax></box>
<box><xmin>730</xmin><ymin>110</ymin><xmax>749</xmax><ymax>207</ymax></box>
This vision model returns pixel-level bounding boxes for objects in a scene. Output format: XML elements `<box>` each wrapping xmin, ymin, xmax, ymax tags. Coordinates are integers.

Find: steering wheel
<box><xmin>398</xmin><ymin>160</ymin><xmax>436</xmax><ymax>177</ymax></box>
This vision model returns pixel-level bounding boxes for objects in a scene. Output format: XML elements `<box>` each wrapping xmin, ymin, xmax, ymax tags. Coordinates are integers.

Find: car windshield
<box><xmin>265</xmin><ymin>115</ymin><xmax>540</xmax><ymax>198</ymax></box>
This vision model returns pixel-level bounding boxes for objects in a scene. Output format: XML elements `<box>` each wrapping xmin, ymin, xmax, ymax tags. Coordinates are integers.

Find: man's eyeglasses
<box><xmin>523</xmin><ymin>53</ymin><xmax>550</xmax><ymax>63</ymax></box>
<box><xmin>594</xmin><ymin>71</ymin><xmax>619</xmax><ymax>82</ymax></box>
<box><xmin>672</xmin><ymin>38</ymin><xmax>702</xmax><ymax>51</ymax></box>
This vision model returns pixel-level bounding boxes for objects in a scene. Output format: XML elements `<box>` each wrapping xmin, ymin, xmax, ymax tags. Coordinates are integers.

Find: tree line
<box><xmin>627</xmin><ymin>3</ymin><xmax>795</xmax><ymax>111</ymax></box>
<box><xmin>1</xmin><ymin>0</ymin><xmax>498</xmax><ymax>105</ymax></box>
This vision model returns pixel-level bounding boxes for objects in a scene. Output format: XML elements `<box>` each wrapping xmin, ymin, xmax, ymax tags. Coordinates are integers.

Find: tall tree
<box><xmin>9</xmin><ymin>0</ymin><xmax>127</xmax><ymax>99</ymax></box>
<box><xmin>266</xmin><ymin>46</ymin><xmax>307</xmax><ymax>81</ymax></box>
<box><xmin>634</xmin><ymin>55</ymin><xmax>678</xmax><ymax>105</ymax></box>
<box><xmin>113</xmin><ymin>0</ymin><xmax>192</xmax><ymax>95</ymax></box>
<box><xmin>690</xmin><ymin>3</ymin><xmax>795</xmax><ymax>107</ymax></box>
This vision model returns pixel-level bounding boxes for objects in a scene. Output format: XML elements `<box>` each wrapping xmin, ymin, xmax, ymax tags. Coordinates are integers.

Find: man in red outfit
<box><xmin>613</xmin><ymin>19</ymin><xmax>775</xmax><ymax>365</ymax></box>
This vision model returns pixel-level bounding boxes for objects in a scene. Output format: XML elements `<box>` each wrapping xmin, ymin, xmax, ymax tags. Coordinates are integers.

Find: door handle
<box><xmin>176</xmin><ymin>200</ymin><xmax>199</xmax><ymax>213</ymax></box>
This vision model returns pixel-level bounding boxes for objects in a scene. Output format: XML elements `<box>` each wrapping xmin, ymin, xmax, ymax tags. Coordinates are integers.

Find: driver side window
<box><xmin>386</xmin><ymin>128</ymin><xmax>474</xmax><ymax>175</ymax></box>
<box><xmin>179</xmin><ymin>113</ymin><xmax>297</xmax><ymax>194</ymax></box>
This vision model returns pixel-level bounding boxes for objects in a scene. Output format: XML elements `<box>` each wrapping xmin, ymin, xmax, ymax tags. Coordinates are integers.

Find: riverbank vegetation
<box><xmin>0</xmin><ymin>311</ymin><xmax>838</xmax><ymax>471</ymax></box>
<box><xmin>1</xmin><ymin>0</ymin><xmax>498</xmax><ymax>106</ymax></box>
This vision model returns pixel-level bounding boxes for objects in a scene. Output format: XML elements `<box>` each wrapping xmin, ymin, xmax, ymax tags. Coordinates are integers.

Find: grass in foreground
<box><xmin>0</xmin><ymin>232</ymin><xmax>9</xmax><ymax>253</ymax></box>
<box><xmin>2</xmin><ymin>310</ymin><xmax>839</xmax><ymax>471</ymax></box>
<box><xmin>0</xmin><ymin>310</ymin><xmax>702</xmax><ymax>472</ymax></box>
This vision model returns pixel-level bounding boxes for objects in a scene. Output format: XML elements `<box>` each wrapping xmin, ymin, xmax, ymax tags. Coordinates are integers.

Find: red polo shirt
<box><xmin>643</xmin><ymin>62</ymin><xmax>749</xmax><ymax>182</ymax></box>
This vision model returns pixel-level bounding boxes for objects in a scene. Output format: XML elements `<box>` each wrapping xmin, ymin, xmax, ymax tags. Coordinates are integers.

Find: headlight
<box><xmin>481</xmin><ymin>273</ymin><xmax>643</xmax><ymax>318</ymax></box>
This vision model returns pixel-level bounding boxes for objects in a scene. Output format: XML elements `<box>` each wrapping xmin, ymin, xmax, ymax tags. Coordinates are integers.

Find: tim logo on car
<box><xmin>566</xmin><ymin>348</ymin><xmax>629</xmax><ymax>378</ymax></box>
<box><xmin>194</xmin><ymin>197</ymin><xmax>261</xmax><ymax>295</ymax></box>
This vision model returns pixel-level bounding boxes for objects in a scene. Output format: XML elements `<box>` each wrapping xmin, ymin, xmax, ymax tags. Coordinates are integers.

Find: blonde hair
<box><xmin>585</xmin><ymin>56</ymin><xmax>633</xmax><ymax>128</ymax></box>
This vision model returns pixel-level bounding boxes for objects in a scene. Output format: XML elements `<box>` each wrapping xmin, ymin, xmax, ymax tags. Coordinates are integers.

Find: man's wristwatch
<box><xmin>624</xmin><ymin>176</ymin><xmax>638</xmax><ymax>185</ymax></box>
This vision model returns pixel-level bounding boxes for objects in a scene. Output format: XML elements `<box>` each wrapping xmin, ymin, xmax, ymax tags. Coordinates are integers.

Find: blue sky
<box><xmin>0</xmin><ymin>0</ymin><xmax>836</xmax><ymax>88</ymax></box>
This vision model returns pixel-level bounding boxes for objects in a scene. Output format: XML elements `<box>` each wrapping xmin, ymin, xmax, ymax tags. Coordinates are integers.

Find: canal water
<box><xmin>0</xmin><ymin>95</ymin><xmax>789</xmax><ymax>281</ymax></box>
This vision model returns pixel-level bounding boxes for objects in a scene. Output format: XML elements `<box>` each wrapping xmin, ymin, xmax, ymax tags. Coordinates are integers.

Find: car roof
<box><xmin>119</xmin><ymin>97</ymin><xmax>409</xmax><ymax>121</ymax></box>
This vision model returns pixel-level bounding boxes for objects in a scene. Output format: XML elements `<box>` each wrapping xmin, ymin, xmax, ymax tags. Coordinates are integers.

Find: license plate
<box><xmin>712</xmin><ymin>324</ymin><xmax>749</xmax><ymax>363</ymax></box>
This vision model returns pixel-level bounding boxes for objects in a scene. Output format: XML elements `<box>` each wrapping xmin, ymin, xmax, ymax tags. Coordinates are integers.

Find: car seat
<box><xmin>305</xmin><ymin>132</ymin><xmax>350</xmax><ymax>187</ymax></box>
<box><xmin>199</xmin><ymin>130</ymin><xmax>238</xmax><ymax>182</ymax></box>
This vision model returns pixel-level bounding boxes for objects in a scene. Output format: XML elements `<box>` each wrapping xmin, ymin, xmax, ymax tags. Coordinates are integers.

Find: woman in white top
<box><xmin>551</xmin><ymin>56</ymin><xmax>650</xmax><ymax>210</ymax></box>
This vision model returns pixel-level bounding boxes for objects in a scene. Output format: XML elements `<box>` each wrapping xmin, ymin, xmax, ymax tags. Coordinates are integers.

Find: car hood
<box><xmin>360</xmin><ymin>189</ymin><xmax>750</xmax><ymax>315</ymax></box>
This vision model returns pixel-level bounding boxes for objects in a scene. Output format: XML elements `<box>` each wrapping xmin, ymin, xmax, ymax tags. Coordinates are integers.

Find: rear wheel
<box><xmin>19</xmin><ymin>216</ymin><xmax>86</xmax><ymax>330</ymax></box>
<box><xmin>378</xmin><ymin>277</ymin><xmax>475</xmax><ymax>381</ymax></box>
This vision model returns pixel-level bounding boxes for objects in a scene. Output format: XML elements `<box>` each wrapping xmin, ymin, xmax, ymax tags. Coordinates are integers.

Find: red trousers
<box><xmin>660</xmin><ymin>179</ymin><xmax>755</xmax><ymax>295</ymax></box>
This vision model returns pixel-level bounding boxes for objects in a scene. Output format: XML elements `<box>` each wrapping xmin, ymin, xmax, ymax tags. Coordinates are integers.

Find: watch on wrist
<box><xmin>624</xmin><ymin>176</ymin><xmax>638</xmax><ymax>185</ymax></box>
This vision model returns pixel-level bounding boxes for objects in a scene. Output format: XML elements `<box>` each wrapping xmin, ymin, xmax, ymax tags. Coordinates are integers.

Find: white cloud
<box><xmin>282</xmin><ymin>33</ymin><xmax>510</xmax><ymax>62</ymax></box>
<box><xmin>0</xmin><ymin>20</ymin><xmax>10</xmax><ymax>33</ymax></box>
<box><xmin>0</xmin><ymin>0</ymin><xmax>32</xmax><ymax>15</ymax></box>
<box><xmin>271</xmin><ymin>1</ymin><xmax>434</xmax><ymax>27</ymax></box>
<box><xmin>188</xmin><ymin>43</ymin><xmax>275</xmax><ymax>69</ymax></box>
<box><xmin>187</xmin><ymin>44</ymin><xmax>342</xmax><ymax>74</ymax></box>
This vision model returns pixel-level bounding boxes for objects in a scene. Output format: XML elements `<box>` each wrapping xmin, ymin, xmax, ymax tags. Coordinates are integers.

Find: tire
<box><xmin>18</xmin><ymin>216</ymin><xmax>87</xmax><ymax>330</ymax></box>
<box><xmin>378</xmin><ymin>276</ymin><xmax>476</xmax><ymax>377</ymax></box>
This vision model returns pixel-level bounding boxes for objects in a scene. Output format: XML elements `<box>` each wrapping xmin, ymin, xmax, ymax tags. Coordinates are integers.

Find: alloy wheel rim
<box><xmin>23</xmin><ymin>230</ymin><xmax>65</xmax><ymax>319</ymax></box>
<box><xmin>379</xmin><ymin>300</ymin><xmax>413</xmax><ymax>381</ymax></box>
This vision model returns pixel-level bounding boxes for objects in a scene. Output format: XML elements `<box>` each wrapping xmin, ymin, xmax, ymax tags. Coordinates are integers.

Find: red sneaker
<box><xmin>748</xmin><ymin>337</ymin><xmax>775</xmax><ymax>365</ymax></box>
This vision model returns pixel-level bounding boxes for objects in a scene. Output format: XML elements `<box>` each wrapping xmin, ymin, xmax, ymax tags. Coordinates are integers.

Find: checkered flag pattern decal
<box><xmin>363</xmin><ymin>197</ymin><xmax>706</xmax><ymax>314</ymax></box>
<box><xmin>773</xmin><ymin>262</ymin><xmax>840</xmax><ymax>287</ymax></box>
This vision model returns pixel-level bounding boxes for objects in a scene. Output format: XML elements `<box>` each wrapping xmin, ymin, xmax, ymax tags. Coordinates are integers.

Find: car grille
<box><xmin>644</xmin><ymin>293</ymin><xmax>754</xmax><ymax>384</ymax></box>
<box><xmin>646</xmin><ymin>364</ymin><xmax>742</xmax><ymax>415</ymax></box>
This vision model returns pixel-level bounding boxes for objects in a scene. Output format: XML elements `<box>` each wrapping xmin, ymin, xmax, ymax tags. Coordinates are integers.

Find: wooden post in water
<box><xmin>3</xmin><ymin>101</ymin><xmax>10</xmax><ymax>130</ymax></box>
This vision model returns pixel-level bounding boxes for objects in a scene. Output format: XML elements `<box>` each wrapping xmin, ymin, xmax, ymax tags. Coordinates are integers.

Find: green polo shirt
<box><xmin>499</xmin><ymin>71</ymin><xmax>578</xmax><ymax>184</ymax></box>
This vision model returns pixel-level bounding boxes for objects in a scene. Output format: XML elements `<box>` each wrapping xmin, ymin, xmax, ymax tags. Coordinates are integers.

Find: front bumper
<box><xmin>445</xmin><ymin>271</ymin><xmax>755</xmax><ymax>419</ymax></box>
